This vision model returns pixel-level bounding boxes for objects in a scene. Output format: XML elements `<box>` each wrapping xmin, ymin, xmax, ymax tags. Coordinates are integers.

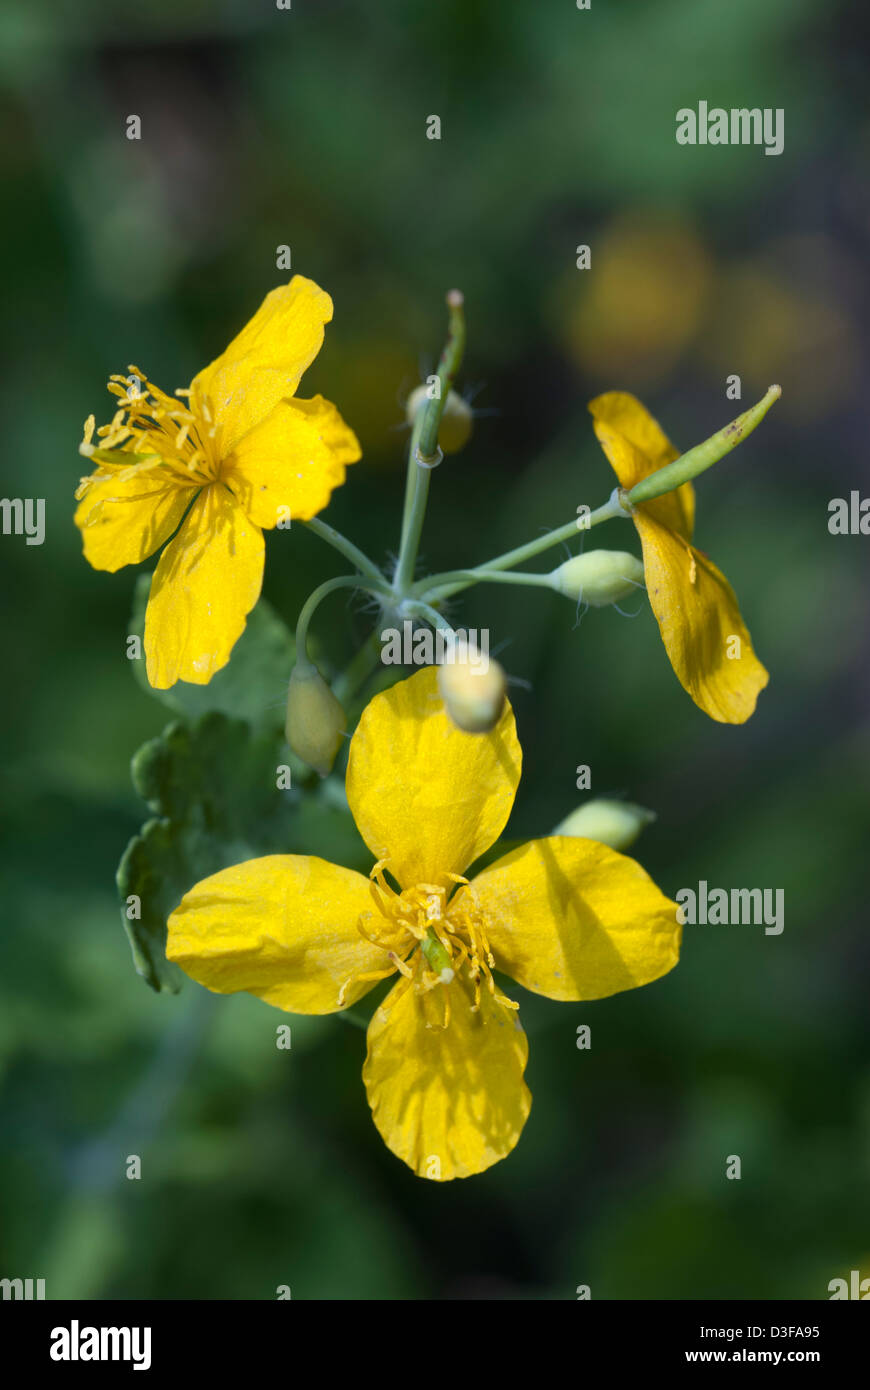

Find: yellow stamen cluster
<box><xmin>76</xmin><ymin>368</ymin><xmax>220</xmax><ymax>499</ymax></box>
<box><xmin>338</xmin><ymin>860</ymin><xmax>518</xmax><ymax>1025</ymax></box>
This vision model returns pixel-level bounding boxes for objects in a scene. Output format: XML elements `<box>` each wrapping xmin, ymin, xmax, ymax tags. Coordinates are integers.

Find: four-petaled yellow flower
<box><xmin>75</xmin><ymin>276</ymin><xmax>360</xmax><ymax>689</ymax></box>
<box><xmin>166</xmin><ymin>667</ymin><xmax>681</xmax><ymax>1181</ymax></box>
<box><xmin>589</xmin><ymin>392</ymin><xmax>769</xmax><ymax>724</ymax></box>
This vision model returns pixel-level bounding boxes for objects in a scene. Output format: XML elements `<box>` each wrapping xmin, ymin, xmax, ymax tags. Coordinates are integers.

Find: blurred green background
<box><xmin>2</xmin><ymin>0</ymin><xmax>869</xmax><ymax>1299</ymax></box>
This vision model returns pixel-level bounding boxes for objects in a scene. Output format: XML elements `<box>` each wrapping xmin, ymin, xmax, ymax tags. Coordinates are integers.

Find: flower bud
<box><xmin>406</xmin><ymin>385</ymin><xmax>473</xmax><ymax>454</ymax></box>
<box><xmin>437</xmin><ymin>646</ymin><xmax>506</xmax><ymax>733</ymax></box>
<box><xmin>551</xmin><ymin>799</ymin><xmax>655</xmax><ymax>851</ymax></box>
<box><xmin>284</xmin><ymin>661</ymin><xmax>346</xmax><ymax>777</ymax></box>
<box><xmin>550</xmin><ymin>549</ymin><xmax>645</xmax><ymax>607</ymax></box>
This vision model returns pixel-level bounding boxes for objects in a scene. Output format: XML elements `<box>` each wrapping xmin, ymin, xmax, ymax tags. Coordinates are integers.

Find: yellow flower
<box><xmin>75</xmin><ymin>276</ymin><xmax>361</xmax><ymax>689</ymax></box>
<box><xmin>166</xmin><ymin>667</ymin><xmax>681</xmax><ymax>1181</ymax></box>
<box><xmin>589</xmin><ymin>391</ymin><xmax>768</xmax><ymax>724</ymax></box>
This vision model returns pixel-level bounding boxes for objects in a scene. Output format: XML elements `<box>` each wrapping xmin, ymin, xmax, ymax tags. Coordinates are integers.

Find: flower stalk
<box><xmin>393</xmin><ymin>290</ymin><xmax>467</xmax><ymax>595</ymax></box>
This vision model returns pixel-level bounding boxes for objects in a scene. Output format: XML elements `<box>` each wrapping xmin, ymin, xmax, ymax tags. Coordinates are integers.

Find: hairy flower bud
<box><xmin>551</xmin><ymin>549</ymin><xmax>645</xmax><ymax>606</ymax></box>
<box><xmin>437</xmin><ymin>647</ymin><xmax>506</xmax><ymax>733</ymax></box>
<box><xmin>406</xmin><ymin>385</ymin><xmax>473</xmax><ymax>454</ymax></box>
<box><xmin>285</xmin><ymin>662</ymin><xmax>346</xmax><ymax>777</ymax></box>
<box><xmin>551</xmin><ymin>799</ymin><xmax>655</xmax><ymax>851</ymax></box>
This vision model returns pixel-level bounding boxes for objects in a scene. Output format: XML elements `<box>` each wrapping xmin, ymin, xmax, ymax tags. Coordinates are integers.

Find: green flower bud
<box><xmin>406</xmin><ymin>385</ymin><xmax>473</xmax><ymax>454</ymax></box>
<box><xmin>437</xmin><ymin>649</ymin><xmax>506</xmax><ymax>733</ymax></box>
<box><xmin>285</xmin><ymin>661</ymin><xmax>346</xmax><ymax>777</ymax></box>
<box><xmin>551</xmin><ymin>799</ymin><xmax>656</xmax><ymax>851</ymax></box>
<box><xmin>551</xmin><ymin>549</ymin><xmax>645</xmax><ymax>606</ymax></box>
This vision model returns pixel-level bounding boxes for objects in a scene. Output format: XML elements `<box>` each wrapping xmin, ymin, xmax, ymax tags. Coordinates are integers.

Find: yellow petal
<box><xmin>457</xmin><ymin>836</ymin><xmax>681</xmax><ymax>1001</ymax></box>
<box><xmin>363</xmin><ymin>972</ymin><xmax>531</xmax><ymax>1180</ymax></box>
<box><xmin>225</xmin><ymin>395</ymin><xmax>361</xmax><ymax>528</ymax></box>
<box><xmin>74</xmin><ymin>470</ymin><xmax>194</xmax><ymax>573</ymax></box>
<box><xmin>635</xmin><ymin>510</ymin><xmax>769</xmax><ymax>724</ymax></box>
<box><xmin>346</xmin><ymin>667</ymin><xmax>521</xmax><ymax>891</ymax></box>
<box><xmin>589</xmin><ymin>390</ymin><xmax>694</xmax><ymax>540</ymax></box>
<box><xmin>144</xmin><ymin>483</ymin><xmax>264</xmax><ymax>688</ymax></box>
<box><xmin>167</xmin><ymin>855</ymin><xmax>400</xmax><ymax>1013</ymax></box>
<box><xmin>192</xmin><ymin>276</ymin><xmax>334</xmax><ymax>455</ymax></box>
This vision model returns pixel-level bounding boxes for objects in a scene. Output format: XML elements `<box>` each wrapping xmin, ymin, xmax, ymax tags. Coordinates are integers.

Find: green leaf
<box><xmin>117</xmin><ymin>711</ymin><xmax>369</xmax><ymax>993</ymax></box>
<box><xmin>128</xmin><ymin>573</ymin><xmax>294</xmax><ymax>735</ymax></box>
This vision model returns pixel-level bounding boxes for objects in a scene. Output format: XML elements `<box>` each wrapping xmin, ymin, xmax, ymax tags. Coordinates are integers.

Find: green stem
<box><xmin>402</xmin><ymin>600</ymin><xmax>456</xmax><ymax>637</ymax></box>
<box><xmin>399</xmin><ymin>410</ymin><xmax>426</xmax><ymax>545</ymax></box>
<box><xmin>394</xmin><ymin>436</ymin><xmax>433</xmax><ymax>594</ymax></box>
<box><xmin>628</xmin><ymin>385</ymin><xmax>782</xmax><ymax>507</ymax></box>
<box><xmin>417</xmin><ymin>491</ymin><xmax>627</xmax><ymax>600</ymax></box>
<box><xmin>422</xmin><ymin>567</ymin><xmax>555</xmax><ymax>604</ymax></box>
<box><xmin>394</xmin><ymin>291</ymin><xmax>467</xmax><ymax>594</ymax></box>
<box><xmin>332</xmin><ymin>629</ymin><xmax>384</xmax><ymax>704</ymax></box>
<box><xmin>295</xmin><ymin>575</ymin><xmax>389</xmax><ymax>665</ymax></box>
<box><xmin>302</xmin><ymin>517</ymin><xmax>384</xmax><ymax>585</ymax></box>
<box><xmin>417</xmin><ymin>290</ymin><xmax>467</xmax><ymax>463</ymax></box>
